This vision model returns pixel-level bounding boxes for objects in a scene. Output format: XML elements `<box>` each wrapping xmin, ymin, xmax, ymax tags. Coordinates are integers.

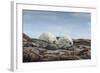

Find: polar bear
<box><xmin>57</xmin><ymin>35</ymin><xmax>73</xmax><ymax>48</ymax></box>
<box><xmin>39</xmin><ymin>32</ymin><xmax>73</xmax><ymax>49</ymax></box>
<box><xmin>39</xmin><ymin>32</ymin><xmax>57</xmax><ymax>44</ymax></box>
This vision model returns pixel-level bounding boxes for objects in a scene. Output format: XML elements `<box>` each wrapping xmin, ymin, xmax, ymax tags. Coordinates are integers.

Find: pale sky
<box><xmin>23</xmin><ymin>10</ymin><xmax>91</xmax><ymax>39</ymax></box>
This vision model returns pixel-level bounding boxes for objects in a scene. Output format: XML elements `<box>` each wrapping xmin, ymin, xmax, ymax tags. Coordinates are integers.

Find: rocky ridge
<box><xmin>23</xmin><ymin>33</ymin><xmax>91</xmax><ymax>62</ymax></box>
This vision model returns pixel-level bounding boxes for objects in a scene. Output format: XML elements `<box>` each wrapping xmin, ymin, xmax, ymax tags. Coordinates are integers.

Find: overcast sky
<box><xmin>23</xmin><ymin>10</ymin><xmax>91</xmax><ymax>39</ymax></box>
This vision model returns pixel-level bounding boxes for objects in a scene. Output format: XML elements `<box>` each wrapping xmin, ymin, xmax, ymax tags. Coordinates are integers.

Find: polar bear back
<box><xmin>39</xmin><ymin>32</ymin><xmax>57</xmax><ymax>43</ymax></box>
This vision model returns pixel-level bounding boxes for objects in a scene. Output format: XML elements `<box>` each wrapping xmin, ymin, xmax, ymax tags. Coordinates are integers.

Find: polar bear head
<box><xmin>57</xmin><ymin>35</ymin><xmax>73</xmax><ymax>48</ymax></box>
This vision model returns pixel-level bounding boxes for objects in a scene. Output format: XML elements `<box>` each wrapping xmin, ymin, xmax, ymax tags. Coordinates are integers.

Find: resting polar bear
<box><xmin>39</xmin><ymin>32</ymin><xmax>73</xmax><ymax>47</ymax></box>
<box><xmin>39</xmin><ymin>32</ymin><xmax>57</xmax><ymax>44</ymax></box>
<box><xmin>58</xmin><ymin>35</ymin><xmax>73</xmax><ymax>48</ymax></box>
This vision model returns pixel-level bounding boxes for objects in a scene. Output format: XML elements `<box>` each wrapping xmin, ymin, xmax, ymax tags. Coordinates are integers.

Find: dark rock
<box><xmin>36</xmin><ymin>48</ymin><xmax>47</xmax><ymax>54</ymax></box>
<box><xmin>46</xmin><ymin>44</ymin><xmax>58</xmax><ymax>50</ymax></box>
<box><xmin>32</xmin><ymin>39</ymin><xmax>49</xmax><ymax>48</ymax></box>
<box><xmin>73</xmin><ymin>39</ymin><xmax>91</xmax><ymax>46</ymax></box>
<box><xmin>56</xmin><ymin>37</ymin><xmax>60</xmax><ymax>40</ymax></box>
<box><xmin>23</xmin><ymin>33</ymin><xmax>91</xmax><ymax>62</ymax></box>
<box><xmin>41</xmin><ymin>54</ymin><xmax>60</xmax><ymax>61</ymax></box>
<box><xmin>23</xmin><ymin>42</ymin><xmax>36</xmax><ymax>47</ymax></box>
<box><xmin>23</xmin><ymin>47</ymin><xmax>41</xmax><ymax>62</ymax></box>
<box><xmin>23</xmin><ymin>33</ymin><xmax>33</xmax><ymax>42</ymax></box>
<box><xmin>79</xmin><ymin>49</ymin><xmax>91</xmax><ymax>59</ymax></box>
<box><xmin>60</xmin><ymin>55</ymin><xmax>80</xmax><ymax>60</ymax></box>
<box><xmin>44</xmin><ymin>50</ymin><xmax>60</xmax><ymax>55</ymax></box>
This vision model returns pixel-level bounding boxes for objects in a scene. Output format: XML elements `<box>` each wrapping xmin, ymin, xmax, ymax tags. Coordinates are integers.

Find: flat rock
<box><xmin>60</xmin><ymin>55</ymin><xmax>80</xmax><ymax>60</ymax></box>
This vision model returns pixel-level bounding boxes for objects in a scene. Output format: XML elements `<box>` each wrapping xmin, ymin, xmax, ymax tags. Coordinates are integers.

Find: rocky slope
<box><xmin>23</xmin><ymin>33</ymin><xmax>91</xmax><ymax>62</ymax></box>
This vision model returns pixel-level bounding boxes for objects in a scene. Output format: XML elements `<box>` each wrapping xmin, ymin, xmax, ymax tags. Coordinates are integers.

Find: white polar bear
<box><xmin>39</xmin><ymin>32</ymin><xmax>73</xmax><ymax>48</ymax></box>
<box><xmin>39</xmin><ymin>32</ymin><xmax>57</xmax><ymax>44</ymax></box>
<box><xmin>57</xmin><ymin>35</ymin><xmax>73</xmax><ymax>48</ymax></box>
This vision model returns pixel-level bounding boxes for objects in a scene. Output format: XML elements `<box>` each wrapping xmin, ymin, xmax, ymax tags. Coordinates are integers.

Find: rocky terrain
<box><xmin>23</xmin><ymin>33</ymin><xmax>91</xmax><ymax>62</ymax></box>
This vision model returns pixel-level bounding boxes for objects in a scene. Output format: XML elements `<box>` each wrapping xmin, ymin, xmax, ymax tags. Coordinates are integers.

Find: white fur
<box><xmin>39</xmin><ymin>32</ymin><xmax>73</xmax><ymax>48</ymax></box>
<box><xmin>39</xmin><ymin>32</ymin><xmax>57</xmax><ymax>43</ymax></box>
<box><xmin>57</xmin><ymin>35</ymin><xmax>73</xmax><ymax>48</ymax></box>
